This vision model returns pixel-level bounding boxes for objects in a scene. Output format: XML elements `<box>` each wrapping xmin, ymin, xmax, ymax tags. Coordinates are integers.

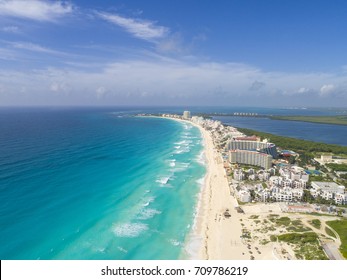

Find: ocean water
<box><xmin>0</xmin><ymin>108</ymin><xmax>205</xmax><ymax>259</ymax></box>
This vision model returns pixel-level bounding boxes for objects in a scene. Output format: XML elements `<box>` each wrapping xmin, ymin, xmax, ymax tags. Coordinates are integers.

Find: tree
<box><xmin>289</xmin><ymin>155</ymin><xmax>296</xmax><ymax>164</ymax></box>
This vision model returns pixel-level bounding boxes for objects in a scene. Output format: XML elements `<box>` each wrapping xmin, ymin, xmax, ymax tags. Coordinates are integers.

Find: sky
<box><xmin>0</xmin><ymin>0</ymin><xmax>347</xmax><ymax>107</ymax></box>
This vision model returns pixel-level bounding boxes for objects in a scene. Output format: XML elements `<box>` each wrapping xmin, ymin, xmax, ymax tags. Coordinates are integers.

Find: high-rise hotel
<box><xmin>229</xmin><ymin>150</ymin><xmax>273</xmax><ymax>169</ymax></box>
<box><xmin>227</xmin><ymin>139</ymin><xmax>277</xmax><ymax>169</ymax></box>
<box><xmin>183</xmin><ymin>111</ymin><xmax>191</xmax><ymax>119</ymax></box>
<box><xmin>227</xmin><ymin>140</ymin><xmax>277</xmax><ymax>158</ymax></box>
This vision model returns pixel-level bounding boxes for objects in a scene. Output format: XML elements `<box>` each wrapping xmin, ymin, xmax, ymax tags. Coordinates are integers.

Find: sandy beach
<box><xmin>192</xmin><ymin>122</ymin><xmax>265</xmax><ymax>259</ymax></box>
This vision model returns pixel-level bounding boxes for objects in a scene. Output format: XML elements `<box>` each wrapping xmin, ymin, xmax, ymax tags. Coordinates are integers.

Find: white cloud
<box><xmin>97</xmin><ymin>12</ymin><xmax>169</xmax><ymax>41</ymax></box>
<box><xmin>0</xmin><ymin>0</ymin><xmax>73</xmax><ymax>22</ymax></box>
<box><xmin>320</xmin><ymin>84</ymin><xmax>335</xmax><ymax>96</ymax></box>
<box><xmin>10</xmin><ymin>41</ymin><xmax>66</xmax><ymax>56</ymax></box>
<box><xmin>297</xmin><ymin>87</ymin><xmax>311</xmax><ymax>93</ymax></box>
<box><xmin>2</xmin><ymin>25</ymin><xmax>19</xmax><ymax>33</ymax></box>
<box><xmin>96</xmin><ymin>86</ymin><xmax>106</xmax><ymax>99</ymax></box>
<box><xmin>50</xmin><ymin>82</ymin><xmax>69</xmax><ymax>93</ymax></box>
<box><xmin>0</xmin><ymin>59</ymin><xmax>347</xmax><ymax>106</ymax></box>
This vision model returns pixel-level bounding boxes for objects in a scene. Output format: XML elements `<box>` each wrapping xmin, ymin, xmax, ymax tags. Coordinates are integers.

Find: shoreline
<box><xmin>163</xmin><ymin>116</ymin><xmax>256</xmax><ymax>259</ymax></box>
<box><xmin>190</xmin><ymin>119</ymin><xmax>250</xmax><ymax>259</ymax></box>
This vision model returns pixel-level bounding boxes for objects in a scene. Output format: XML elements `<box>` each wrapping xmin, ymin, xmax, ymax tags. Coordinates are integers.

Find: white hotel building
<box><xmin>227</xmin><ymin>139</ymin><xmax>277</xmax><ymax>158</ymax></box>
<box><xmin>229</xmin><ymin>150</ymin><xmax>273</xmax><ymax>169</ymax></box>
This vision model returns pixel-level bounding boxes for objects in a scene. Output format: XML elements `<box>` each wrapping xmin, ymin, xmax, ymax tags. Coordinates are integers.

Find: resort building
<box><xmin>293</xmin><ymin>179</ymin><xmax>307</xmax><ymax>189</ymax></box>
<box><xmin>320</xmin><ymin>154</ymin><xmax>333</xmax><ymax>163</ymax></box>
<box><xmin>183</xmin><ymin>111</ymin><xmax>191</xmax><ymax>119</ymax></box>
<box><xmin>310</xmin><ymin>181</ymin><xmax>347</xmax><ymax>205</ymax></box>
<box><xmin>226</xmin><ymin>139</ymin><xmax>277</xmax><ymax>158</ymax></box>
<box><xmin>258</xmin><ymin>171</ymin><xmax>270</xmax><ymax>181</ymax></box>
<box><xmin>271</xmin><ymin>187</ymin><xmax>293</xmax><ymax>202</ymax></box>
<box><xmin>233</xmin><ymin>169</ymin><xmax>245</xmax><ymax>181</ymax></box>
<box><xmin>279</xmin><ymin>166</ymin><xmax>309</xmax><ymax>182</ymax></box>
<box><xmin>229</xmin><ymin>150</ymin><xmax>273</xmax><ymax>169</ymax></box>
<box><xmin>237</xmin><ymin>190</ymin><xmax>251</xmax><ymax>203</ymax></box>
<box><xmin>335</xmin><ymin>193</ymin><xmax>347</xmax><ymax>205</ymax></box>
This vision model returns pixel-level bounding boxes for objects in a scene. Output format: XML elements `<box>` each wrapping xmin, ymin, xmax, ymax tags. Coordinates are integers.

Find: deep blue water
<box><xmin>0</xmin><ymin>108</ymin><xmax>205</xmax><ymax>259</ymax></box>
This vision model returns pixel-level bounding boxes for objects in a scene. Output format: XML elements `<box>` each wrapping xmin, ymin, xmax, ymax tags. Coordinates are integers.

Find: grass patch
<box><xmin>278</xmin><ymin>232</ymin><xmax>317</xmax><ymax>243</ymax></box>
<box><xmin>308</xmin><ymin>219</ymin><xmax>321</xmax><ymax>229</ymax></box>
<box><xmin>274</xmin><ymin>217</ymin><xmax>291</xmax><ymax>226</ymax></box>
<box><xmin>268</xmin><ymin>216</ymin><xmax>291</xmax><ymax>226</ymax></box>
<box><xmin>325</xmin><ymin>227</ymin><xmax>336</xmax><ymax>239</ymax></box>
<box><xmin>270</xmin><ymin>235</ymin><xmax>277</xmax><ymax>242</ymax></box>
<box><xmin>286</xmin><ymin>226</ymin><xmax>311</xmax><ymax>233</ymax></box>
<box><xmin>260</xmin><ymin>239</ymin><xmax>270</xmax><ymax>245</ymax></box>
<box><xmin>326</xmin><ymin>219</ymin><xmax>347</xmax><ymax>259</ymax></box>
<box><xmin>249</xmin><ymin>215</ymin><xmax>259</xmax><ymax>219</ymax></box>
<box><xmin>241</xmin><ymin>229</ymin><xmax>251</xmax><ymax>239</ymax></box>
<box><xmin>277</xmin><ymin>232</ymin><xmax>328</xmax><ymax>260</ymax></box>
<box><xmin>291</xmin><ymin>219</ymin><xmax>303</xmax><ymax>226</ymax></box>
<box><xmin>268</xmin><ymin>214</ymin><xmax>279</xmax><ymax>218</ymax></box>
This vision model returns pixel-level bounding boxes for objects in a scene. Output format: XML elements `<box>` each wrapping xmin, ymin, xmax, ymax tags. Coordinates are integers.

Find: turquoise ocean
<box><xmin>0</xmin><ymin>108</ymin><xmax>205</xmax><ymax>259</ymax></box>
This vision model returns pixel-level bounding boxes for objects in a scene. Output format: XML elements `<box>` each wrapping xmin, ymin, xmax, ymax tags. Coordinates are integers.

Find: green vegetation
<box><xmin>278</xmin><ymin>232</ymin><xmax>316</xmax><ymax>243</ymax></box>
<box><xmin>326</xmin><ymin>219</ymin><xmax>347</xmax><ymax>258</ymax></box>
<box><xmin>277</xmin><ymin>232</ymin><xmax>328</xmax><ymax>260</ymax></box>
<box><xmin>325</xmin><ymin>227</ymin><xmax>336</xmax><ymax>239</ymax></box>
<box><xmin>273</xmin><ymin>217</ymin><xmax>291</xmax><ymax>226</ymax></box>
<box><xmin>308</xmin><ymin>219</ymin><xmax>321</xmax><ymax>229</ymax></box>
<box><xmin>268</xmin><ymin>214</ymin><xmax>279</xmax><ymax>218</ymax></box>
<box><xmin>270</xmin><ymin>235</ymin><xmax>277</xmax><ymax>242</ymax></box>
<box><xmin>249</xmin><ymin>215</ymin><xmax>259</xmax><ymax>219</ymax></box>
<box><xmin>302</xmin><ymin>190</ymin><xmax>315</xmax><ymax>203</ymax></box>
<box><xmin>270</xmin><ymin>115</ymin><xmax>347</xmax><ymax>126</ymax></box>
<box><xmin>237</xmin><ymin>127</ymin><xmax>347</xmax><ymax>156</ymax></box>
<box><xmin>326</xmin><ymin>163</ymin><xmax>347</xmax><ymax>172</ymax></box>
<box><xmin>286</xmin><ymin>226</ymin><xmax>311</xmax><ymax>232</ymax></box>
<box><xmin>308</xmin><ymin>175</ymin><xmax>331</xmax><ymax>182</ymax></box>
<box><xmin>268</xmin><ymin>216</ymin><xmax>311</xmax><ymax>232</ymax></box>
<box><xmin>260</xmin><ymin>239</ymin><xmax>270</xmax><ymax>245</ymax></box>
<box><xmin>291</xmin><ymin>219</ymin><xmax>303</xmax><ymax>226</ymax></box>
<box><xmin>241</xmin><ymin>229</ymin><xmax>251</xmax><ymax>239</ymax></box>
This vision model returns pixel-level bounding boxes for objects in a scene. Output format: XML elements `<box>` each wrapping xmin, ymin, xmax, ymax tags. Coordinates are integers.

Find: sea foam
<box><xmin>138</xmin><ymin>208</ymin><xmax>162</xmax><ymax>220</ymax></box>
<box><xmin>113</xmin><ymin>223</ymin><xmax>148</xmax><ymax>238</ymax></box>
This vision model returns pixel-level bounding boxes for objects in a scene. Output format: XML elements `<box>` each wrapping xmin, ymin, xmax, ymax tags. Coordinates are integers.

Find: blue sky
<box><xmin>0</xmin><ymin>0</ymin><xmax>347</xmax><ymax>106</ymax></box>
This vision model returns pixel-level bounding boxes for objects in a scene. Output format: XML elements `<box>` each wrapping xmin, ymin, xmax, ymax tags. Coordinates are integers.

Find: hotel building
<box><xmin>229</xmin><ymin>150</ymin><xmax>273</xmax><ymax>169</ymax></box>
<box><xmin>227</xmin><ymin>140</ymin><xmax>277</xmax><ymax>158</ymax></box>
<box><xmin>183</xmin><ymin>111</ymin><xmax>191</xmax><ymax>119</ymax></box>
